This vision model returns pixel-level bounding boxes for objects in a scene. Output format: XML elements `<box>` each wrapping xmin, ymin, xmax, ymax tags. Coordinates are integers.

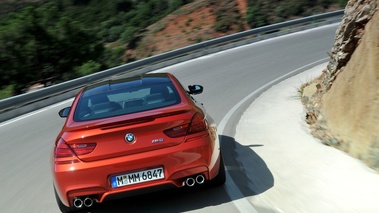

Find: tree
<box><xmin>0</xmin><ymin>4</ymin><xmax>104</xmax><ymax>94</ymax></box>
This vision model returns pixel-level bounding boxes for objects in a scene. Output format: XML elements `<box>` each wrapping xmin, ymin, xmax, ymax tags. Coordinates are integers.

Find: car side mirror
<box><xmin>59</xmin><ymin>107</ymin><xmax>71</xmax><ymax>118</ymax></box>
<box><xmin>188</xmin><ymin>85</ymin><xmax>203</xmax><ymax>95</ymax></box>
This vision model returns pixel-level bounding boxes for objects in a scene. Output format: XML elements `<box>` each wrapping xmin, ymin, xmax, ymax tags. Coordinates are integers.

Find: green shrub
<box><xmin>185</xmin><ymin>18</ymin><xmax>193</xmax><ymax>26</ymax></box>
<box><xmin>214</xmin><ymin>20</ymin><xmax>232</xmax><ymax>32</ymax></box>
<box><xmin>121</xmin><ymin>26</ymin><xmax>139</xmax><ymax>43</ymax></box>
<box><xmin>338</xmin><ymin>0</ymin><xmax>349</xmax><ymax>7</ymax></box>
<box><xmin>317</xmin><ymin>0</ymin><xmax>335</xmax><ymax>8</ymax></box>
<box><xmin>246</xmin><ymin>6</ymin><xmax>267</xmax><ymax>28</ymax></box>
<box><xmin>102</xmin><ymin>47</ymin><xmax>125</xmax><ymax>67</ymax></box>
<box><xmin>247</xmin><ymin>0</ymin><xmax>343</xmax><ymax>28</ymax></box>
<box><xmin>0</xmin><ymin>85</ymin><xmax>15</xmax><ymax>100</ymax></box>
<box><xmin>214</xmin><ymin>0</ymin><xmax>242</xmax><ymax>33</ymax></box>
<box><xmin>75</xmin><ymin>60</ymin><xmax>102</xmax><ymax>77</ymax></box>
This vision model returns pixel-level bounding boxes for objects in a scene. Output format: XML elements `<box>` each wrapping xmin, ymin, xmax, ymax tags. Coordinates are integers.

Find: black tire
<box><xmin>54</xmin><ymin>186</ymin><xmax>75</xmax><ymax>213</ymax></box>
<box><xmin>209</xmin><ymin>152</ymin><xmax>226</xmax><ymax>186</ymax></box>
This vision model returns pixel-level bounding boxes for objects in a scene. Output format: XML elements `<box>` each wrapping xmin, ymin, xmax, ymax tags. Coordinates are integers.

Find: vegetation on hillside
<box><xmin>0</xmin><ymin>0</ymin><xmax>191</xmax><ymax>96</ymax></box>
<box><xmin>246</xmin><ymin>0</ymin><xmax>348</xmax><ymax>28</ymax></box>
<box><xmin>0</xmin><ymin>0</ymin><xmax>347</xmax><ymax>99</ymax></box>
<box><xmin>0</xmin><ymin>5</ymin><xmax>104</xmax><ymax>94</ymax></box>
<box><xmin>213</xmin><ymin>0</ymin><xmax>244</xmax><ymax>33</ymax></box>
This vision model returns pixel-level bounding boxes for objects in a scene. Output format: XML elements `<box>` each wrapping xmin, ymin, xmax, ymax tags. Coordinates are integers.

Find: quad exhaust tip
<box><xmin>73</xmin><ymin>198</ymin><xmax>83</xmax><ymax>208</ymax></box>
<box><xmin>185</xmin><ymin>177</ymin><xmax>196</xmax><ymax>187</ymax></box>
<box><xmin>84</xmin><ymin>197</ymin><xmax>94</xmax><ymax>207</ymax></box>
<box><xmin>185</xmin><ymin>174</ymin><xmax>205</xmax><ymax>187</ymax></box>
<box><xmin>195</xmin><ymin>174</ymin><xmax>205</xmax><ymax>184</ymax></box>
<box><xmin>73</xmin><ymin>197</ymin><xmax>94</xmax><ymax>208</ymax></box>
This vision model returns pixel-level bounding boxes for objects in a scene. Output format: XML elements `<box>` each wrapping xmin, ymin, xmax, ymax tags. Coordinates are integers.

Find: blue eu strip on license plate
<box><xmin>111</xmin><ymin>167</ymin><xmax>164</xmax><ymax>188</ymax></box>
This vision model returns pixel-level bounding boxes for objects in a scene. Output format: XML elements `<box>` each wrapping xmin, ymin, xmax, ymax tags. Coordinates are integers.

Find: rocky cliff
<box><xmin>303</xmin><ymin>0</ymin><xmax>379</xmax><ymax>170</ymax></box>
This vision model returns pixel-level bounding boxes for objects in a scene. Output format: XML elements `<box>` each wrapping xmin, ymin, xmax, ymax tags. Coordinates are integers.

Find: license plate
<box><xmin>111</xmin><ymin>167</ymin><xmax>164</xmax><ymax>188</ymax></box>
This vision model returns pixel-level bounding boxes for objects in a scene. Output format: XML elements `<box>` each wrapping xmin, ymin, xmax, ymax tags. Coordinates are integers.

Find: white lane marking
<box><xmin>218</xmin><ymin>58</ymin><xmax>329</xmax><ymax>212</ymax></box>
<box><xmin>0</xmin><ymin>98</ymin><xmax>73</xmax><ymax>127</ymax></box>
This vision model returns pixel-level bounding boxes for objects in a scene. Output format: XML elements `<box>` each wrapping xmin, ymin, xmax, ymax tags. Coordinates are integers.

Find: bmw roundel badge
<box><xmin>125</xmin><ymin>133</ymin><xmax>135</xmax><ymax>143</ymax></box>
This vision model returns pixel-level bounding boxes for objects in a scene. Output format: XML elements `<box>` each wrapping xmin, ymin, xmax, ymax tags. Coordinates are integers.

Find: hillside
<box><xmin>0</xmin><ymin>0</ymin><xmax>345</xmax><ymax>98</ymax></box>
<box><xmin>302</xmin><ymin>0</ymin><xmax>379</xmax><ymax>170</ymax></box>
<box><xmin>128</xmin><ymin>0</ymin><xmax>246</xmax><ymax>59</ymax></box>
<box><xmin>128</xmin><ymin>0</ymin><xmax>344</xmax><ymax>59</ymax></box>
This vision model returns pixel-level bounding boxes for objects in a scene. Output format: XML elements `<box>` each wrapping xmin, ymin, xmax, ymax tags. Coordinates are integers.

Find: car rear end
<box><xmin>51</xmin><ymin>73</ymin><xmax>222</xmax><ymax>212</ymax></box>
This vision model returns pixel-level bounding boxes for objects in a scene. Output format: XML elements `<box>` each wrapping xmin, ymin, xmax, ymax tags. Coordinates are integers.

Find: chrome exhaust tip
<box><xmin>185</xmin><ymin>177</ymin><xmax>195</xmax><ymax>187</ymax></box>
<box><xmin>195</xmin><ymin>174</ymin><xmax>205</xmax><ymax>184</ymax></box>
<box><xmin>83</xmin><ymin>197</ymin><xmax>93</xmax><ymax>208</ymax></box>
<box><xmin>73</xmin><ymin>198</ymin><xmax>83</xmax><ymax>208</ymax></box>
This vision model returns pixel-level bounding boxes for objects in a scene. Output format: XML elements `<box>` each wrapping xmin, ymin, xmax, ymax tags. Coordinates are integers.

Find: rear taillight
<box><xmin>70</xmin><ymin>143</ymin><xmax>97</xmax><ymax>156</ymax></box>
<box><xmin>55</xmin><ymin>138</ymin><xmax>75</xmax><ymax>158</ymax></box>
<box><xmin>163</xmin><ymin>124</ymin><xmax>189</xmax><ymax>138</ymax></box>
<box><xmin>164</xmin><ymin>113</ymin><xmax>207</xmax><ymax>138</ymax></box>
<box><xmin>54</xmin><ymin>138</ymin><xmax>96</xmax><ymax>158</ymax></box>
<box><xmin>187</xmin><ymin>113</ymin><xmax>207</xmax><ymax>134</ymax></box>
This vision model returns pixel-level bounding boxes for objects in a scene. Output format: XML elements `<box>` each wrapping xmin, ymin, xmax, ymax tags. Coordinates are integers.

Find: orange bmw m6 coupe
<box><xmin>51</xmin><ymin>73</ymin><xmax>225</xmax><ymax>212</ymax></box>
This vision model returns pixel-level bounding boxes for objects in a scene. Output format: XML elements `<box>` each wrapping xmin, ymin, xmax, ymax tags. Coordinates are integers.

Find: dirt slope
<box><xmin>130</xmin><ymin>0</ymin><xmax>247</xmax><ymax>59</ymax></box>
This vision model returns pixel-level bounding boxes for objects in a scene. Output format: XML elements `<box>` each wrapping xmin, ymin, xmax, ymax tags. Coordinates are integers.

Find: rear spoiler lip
<box><xmin>99</xmin><ymin>109</ymin><xmax>190</xmax><ymax>130</ymax></box>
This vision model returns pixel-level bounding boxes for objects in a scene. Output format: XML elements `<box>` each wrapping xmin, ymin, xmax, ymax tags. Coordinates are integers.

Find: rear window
<box><xmin>74</xmin><ymin>81</ymin><xmax>181</xmax><ymax>122</ymax></box>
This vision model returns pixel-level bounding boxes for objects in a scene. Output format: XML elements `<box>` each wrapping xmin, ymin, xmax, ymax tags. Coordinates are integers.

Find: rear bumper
<box><xmin>52</xmin><ymin>133</ymin><xmax>221</xmax><ymax>207</ymax></box>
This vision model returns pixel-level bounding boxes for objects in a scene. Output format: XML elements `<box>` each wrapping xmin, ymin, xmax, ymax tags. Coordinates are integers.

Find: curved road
<box><xmin>0</xmin><ymin>23</ymin><xmax>338</xmax><ymax>213</ymax></box>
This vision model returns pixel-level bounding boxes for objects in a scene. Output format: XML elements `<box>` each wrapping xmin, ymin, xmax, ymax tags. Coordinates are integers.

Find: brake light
<box><xmin>164</xmin><ymin>124</ymin><xmax>190</xmax><ymax>138</ymax></box>
<box><xmin>188</xmin><ymin>113</ymin><xmax>207</xmax><ymax>134</ymax></box>
<box><xmin>54</xmin><ymin>138</ymin><xmax>96</xmax><ymax>158</ymax></box>
<box><xmin>164</xmin><ymin>113</ymin><xmax>207</xmax><ymax>138</ymax></box>
<box><xmin>70</xmin><ymin>143</ymin><xmax>97</xmax><ymax>156</ymax></box>
<box><xmin>55</xmin><ymin>138</ymin><xmax>75</xmax><ymax>158</ymax></box>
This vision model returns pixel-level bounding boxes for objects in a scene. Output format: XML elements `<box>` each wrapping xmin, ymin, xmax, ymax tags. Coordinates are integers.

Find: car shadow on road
<box><xmin>82</xmin><ymin>135</ymin><xmax>274</xmax><ymax>213</ymax></box>
<box><xmin>220</xmin><ymin>135</ymin><xmax>274</xmax><ymax>197</ymax></box>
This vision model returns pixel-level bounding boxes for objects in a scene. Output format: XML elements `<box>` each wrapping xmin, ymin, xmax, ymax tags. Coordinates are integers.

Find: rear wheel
<box><xmin>209</xmin><ymin>152</ymin><xmax>226</xmax><ymax>186</ymax></box>
<box><xmin>54</xmin><ymin>186</ymin><xmax>75</xmax><ymax>213</ymax></box>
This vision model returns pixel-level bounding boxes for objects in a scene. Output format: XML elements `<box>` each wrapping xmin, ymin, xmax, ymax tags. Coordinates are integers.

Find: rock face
<box><xmin>303</xmin><ymin>0</ymin><xmax>379</xmax><ymax>170</ymax></box>
<box><xmin>323</xmin><ymin>0</ymin><xmax>379</xmax><ymax>90</ymax></box>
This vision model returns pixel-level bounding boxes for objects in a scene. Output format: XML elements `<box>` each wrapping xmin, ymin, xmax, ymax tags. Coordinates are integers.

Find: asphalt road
<box><xmin>0</xmin><ymin>23</ymin><xmax>338</xmax><ymax>213</ymax></box>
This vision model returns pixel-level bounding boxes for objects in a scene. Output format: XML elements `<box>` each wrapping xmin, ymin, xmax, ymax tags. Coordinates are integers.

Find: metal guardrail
<box><xmin>0</xmin><ymin>10</ymin><xmax>344</xmax><ymax>122</ymax></box>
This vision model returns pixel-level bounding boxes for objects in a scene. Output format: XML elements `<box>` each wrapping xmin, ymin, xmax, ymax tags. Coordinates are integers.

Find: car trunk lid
<box><xmin>62</xmin><ymin>106</ymin><xmax>193</xmax><ymax>162</ymax></box>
